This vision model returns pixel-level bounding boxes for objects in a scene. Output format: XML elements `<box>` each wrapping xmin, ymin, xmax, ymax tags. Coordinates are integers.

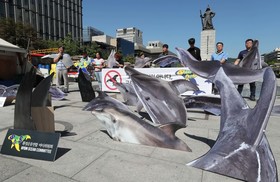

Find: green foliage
<box><xmin>266</xmin><ymin>59</ymin><xmax>277</xmax><ymax>66</ymax></box>
<box><xmin>123</xmin><ymin>54</ymin><xmax>135</xmax><ymax>64</ymax></box>
<box><xmin>57</xmin><ymin>33</ymin><xmax>81</xmax><ymax>56</ymax></box>
<box><xmin>0</xmin><ymin>18</ymin><xmax>37</xmax><ymax>49</ymax></box>
<box><xmin>0</xmin><ymin>18</ymin><xmax>114</xmax><ymax>57</ymax></box>
<box><xmin>83</xmin><ymin>42</ymin><xmax>111</xmax><ymax>59</ymax></box>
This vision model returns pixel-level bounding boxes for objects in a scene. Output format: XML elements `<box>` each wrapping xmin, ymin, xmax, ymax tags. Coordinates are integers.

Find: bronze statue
<box><xmin>200</xmin><ymin>5</ymin><xmax>215</xmax><ymax>30</ymax></box>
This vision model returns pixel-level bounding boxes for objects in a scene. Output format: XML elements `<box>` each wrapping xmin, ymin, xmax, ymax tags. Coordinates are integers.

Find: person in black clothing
<box><xmin>187</xmin><ymin>38</ymin><xmax>201</xmax><ymax>61</ymax></box>
<box><xmin>158</xmin><ymin>44</ymin><xmax>172</xmax><ymax>67</ymax></box>
<box><xmin>158</xmin><ymin>44</ymin><xmax>169</xmax><ymax>57</ymax></box>
<box><xmin>234</xmin><ymin>39</ymin><xmax>256</xmax><ymax>101</ymax></box>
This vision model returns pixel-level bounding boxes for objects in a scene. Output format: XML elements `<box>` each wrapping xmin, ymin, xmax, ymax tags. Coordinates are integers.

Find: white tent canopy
<box><xmin>0</xmin><ymin>38</ymin><xmax>26</xmax><ymax>54</ymax></box>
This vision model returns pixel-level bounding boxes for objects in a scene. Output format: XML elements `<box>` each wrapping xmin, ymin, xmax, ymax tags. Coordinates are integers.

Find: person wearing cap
<box><xmin>211</xmin><ymin>42</ymin><xmax>228</xmax><ymax>64</ymax></box>
<box><xmin>187</xmin><ymin>38</ymin><xmax>201</xmax><ymax>61</ymax></box>
<box><xmin>53</xmin><ymin>46</ymin><xmax>70</xmax><ymax>93</ymax></box>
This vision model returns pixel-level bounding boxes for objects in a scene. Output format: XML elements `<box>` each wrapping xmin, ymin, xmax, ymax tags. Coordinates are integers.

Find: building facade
<box><xmin>0</xmin><ymin>0</ymin><xmax>82</xmax><ymax>41</ymax></box>
<box><xmin>83</xmin><ymin>26</ymin><xmax>104</xmax><ymax>43</ymax></box>
<box><xmin>116</xmin><ymin>27</ymin><xmax>143</xmax><ymax>46</ymax></box>
<box><xmin>264</xmin><ymin>48</ymin><xmax>280</xmax><ymax>62</ymax></box>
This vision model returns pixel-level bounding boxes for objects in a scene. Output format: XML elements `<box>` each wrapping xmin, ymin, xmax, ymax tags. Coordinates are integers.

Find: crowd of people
<box><xmin>53</xmin><ymin>38</ymin><xmax>257</xmax><ymax>100</ymax></box>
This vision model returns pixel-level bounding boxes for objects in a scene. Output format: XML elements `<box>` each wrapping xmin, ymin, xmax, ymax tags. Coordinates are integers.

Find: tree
<box><xmin>0</xmin><ymin>18</ymin><xmax>37</xmax><ymax>49</ymax></box>
<box><xmin>123</xmin><ymin>54</ymin><xmax>135</xmax><ymax>64</ymax></box>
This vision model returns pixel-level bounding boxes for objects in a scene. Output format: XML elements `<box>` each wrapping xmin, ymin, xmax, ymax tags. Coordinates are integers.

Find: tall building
<box><xmin>0</xmin><ymin>0</ymin><xmax>83</xmax><ymax>41</ymax></box>
<box><xmin>116</xmin><ymin>27</ymin><xmax>143</xmax><ymax>46</ymax></box>
<box><xmin>83</xmin><ymin>26</ymin><xmax>104</xmax><ymax>43</ymax></box>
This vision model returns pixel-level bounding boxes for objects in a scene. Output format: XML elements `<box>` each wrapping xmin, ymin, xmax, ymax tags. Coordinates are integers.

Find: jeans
<box><xmin>94</xmin><ymin>71</ymin><xmax>102</xmax><ymax>90</ymax></box>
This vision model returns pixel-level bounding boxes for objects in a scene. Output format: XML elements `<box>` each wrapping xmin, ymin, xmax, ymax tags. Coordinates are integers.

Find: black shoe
<box><xmin>249</xmin><ymin>96</ymin><xmax>256</xmax><ymax>101</ymax></box>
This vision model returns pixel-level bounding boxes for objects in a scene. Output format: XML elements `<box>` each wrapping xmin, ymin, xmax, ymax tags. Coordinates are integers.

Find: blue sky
<box><xmin>83</xmin><ymin>0</ymin><xmax>279</xmax><ymax>58</ymax></box>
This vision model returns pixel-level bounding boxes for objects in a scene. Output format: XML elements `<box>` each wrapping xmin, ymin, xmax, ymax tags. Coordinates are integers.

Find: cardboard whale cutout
<box><xmin>124</xmin><ymin>66</ymin><xmax>198</xmax><ymax>126</ymax></box>
<box><xmin>188</xmin><ymin>66</ymin><xmax>278</xmax><ymax>181</ymax></box>
<box><xmin>14</xmin><ymin>68</ymin><xmax>53</xmax><ymax>130</ymax></box>
<box><xmin>83</xmin><ymin>92</ymin><xmax>192</xmax><ymax>152</ymax></box>
<box><xmin>173</xmin><ymin>46</ymin><xmax>278</xmax><ymax>181</ymax></box>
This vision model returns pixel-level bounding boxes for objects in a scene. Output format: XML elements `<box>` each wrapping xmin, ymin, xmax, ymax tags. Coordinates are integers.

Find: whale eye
<box><xmin>9</xmin><ymin>134</ymin><xmax>15</xmax><ymax>139</ymax></box>
<box><xmin>145</xmin><ymin>97</ymin><xmax>150</xmax><ymax>101</ymax></box>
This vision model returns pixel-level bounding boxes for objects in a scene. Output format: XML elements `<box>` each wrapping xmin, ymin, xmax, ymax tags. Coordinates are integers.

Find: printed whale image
<box><xmin>124</xmin><ymin>66</ymin><xmax>198</xmax><ymax>126</ymax></box>
<box><xmin>84</xmin><ymin>92</ymin><xmax>192</xmax><ymax>152</ymax></box>
<box><xmin>176</xmin><ymin>47</ymin><xmax>278</xmax><ymax>181</ymax></box>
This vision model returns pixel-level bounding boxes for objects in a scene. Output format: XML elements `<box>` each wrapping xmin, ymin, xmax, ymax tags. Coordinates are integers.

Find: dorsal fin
<box><xmin>158</xmin><ymin>123</ymin><xmax>186</xmax><ymax>138</ymax></box>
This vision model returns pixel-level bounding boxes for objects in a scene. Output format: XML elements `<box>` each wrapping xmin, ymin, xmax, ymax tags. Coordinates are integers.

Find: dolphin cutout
<box><xmin>114</xmin><ymin>78</ymin><xmax>199</xmax><ymax>113</ymax></box>
<box><xmin>187</xmin><ymin>67</ymin><xmax>278</xmax><ymax>181</ymax></box>
<box><xmin>83</xmin><ymin>91</ymin><xmax>130</xmax><ymax>112</ymax></box>
<box><xmin>83</xmin><ymin>92</ymin><xmax>192</xmax><ymax>152</ymax></box>
<box><xmin>153</xmin><ymin>55</ymin><xmax>180</xmax><ymax>67</ymax></box>
<box><xmin>0</xmin><ymin>84</ymin><xmax>19</xmax><ymax>97</ymax></box>
<box><xmin>113</xmin><ymin>82</ymin><xmax>139</xmax><ymax>105</ymax></box>
<box><xmin>14</xmin><ymin>67</ymin><xmax>36</xmax><ymax>130</ymax></box>
<box><xmin>106</xmin><ymin>49</ymin><xmax>117</xmax><ymax>68</ymax></box>
<box><xmin>238</xmin><ymin>40</ymin><xmax>267</xmax><ymax>69</ymax></box>
<box><xmin>31</xmin><ymin>72</ymin><xmax>53</xmax><ymax>107</ymax></box>
<box><xmin>49</xmin><ymin>86</ymin><xmax>67</xmax><ymax>100</ymax></box>
<box><xmin>124</xmin><ymin>66</ymin><xmax>198</xmax><ymax>126</ymax></box>
<box><xmin>183</xmin><ymin>95</ymin><xmax>221</xmax><ymax>116</ymax></box>
<box><xmin>14</xmin><ymin>69</ymin><xmax>55</xmax><ymax>130</ymax></box>
<box><xmin>134</xmin><ymin>57</ymin><xmax>152</xmax><ymax>68</ymax></box>
<box><xmin>175</xmin><ymin>47</ymin><xmax>267</xmax><ymax>85</ymax></box>
<box><xmin>271</xmin><ymin>105</ymin><xmax>280</xmax><ymax>116</ymax></box>
<box><xmin>78</xmin><ymin>68</ymin><xmax>95</xmax><ymax>102</ymax></box>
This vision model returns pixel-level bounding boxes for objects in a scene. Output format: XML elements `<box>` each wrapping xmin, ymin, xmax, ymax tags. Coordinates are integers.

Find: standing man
<box><xmin>211</xmin><ymin>42</ymin><xmax>228</xmax><ymax>64</ymax></box>
<box><xmin>158</xmin><ymin>44</ymin><xmax>171</xmax><ymax>67</ymax></box>
<box><xmin>53</xmin><ymin>46</ymin><xmax>70</xmax><ymax>93</ymax></box>
<box><xmin>211</xmin><ymin>42</ymin><xmax>228</xmax><ymax>94</ymax></box>
<box><xmin>158</xmin><ymin>44</ymin><xmax>169</xmax><ymax>57</ymax></box>
<box><xmin>234</xmin><ymin>39</ymin><xmax>256</xmax><ymax>101</ymax></box>
<box><xmin>187</xmin><ymin>38</ymin><xmax>201</xmax><ymax>61</ymax></box>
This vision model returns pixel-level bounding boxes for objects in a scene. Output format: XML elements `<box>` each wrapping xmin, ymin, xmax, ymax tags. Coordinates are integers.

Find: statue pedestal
<box><xmin>200</xmin><ymin>30</ymin><xmax>216</xmax><ymax>61</ymax></box>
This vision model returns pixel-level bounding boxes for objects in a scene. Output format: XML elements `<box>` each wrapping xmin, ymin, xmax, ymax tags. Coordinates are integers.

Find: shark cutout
<box><xmin>83</xmin><ymin>92</ymin><xmax>192</xmax><ymax>152</ymax></box>
<box><xmin>187</xmin><ymin>67</ymin><xmax>278</xmax><ymax>181</ymax></box>
<box><xmin>14</xmin><ymin>68</ymin><xmax>54</xmax><ymax>130</ymax></box>
<box><xmin>124</xmin><ymin>66</ymin><xmax>198</xmax><ymax>126</ymax></box>
<box><xmin>183</xmin><ymin>95</ymin><xmax>221</xmax><ymax>116</ymax></box>
<box><xmin>77</xmin><ymin>68</ymin><xmax>96</xmax><ymax>102</ymax></box>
